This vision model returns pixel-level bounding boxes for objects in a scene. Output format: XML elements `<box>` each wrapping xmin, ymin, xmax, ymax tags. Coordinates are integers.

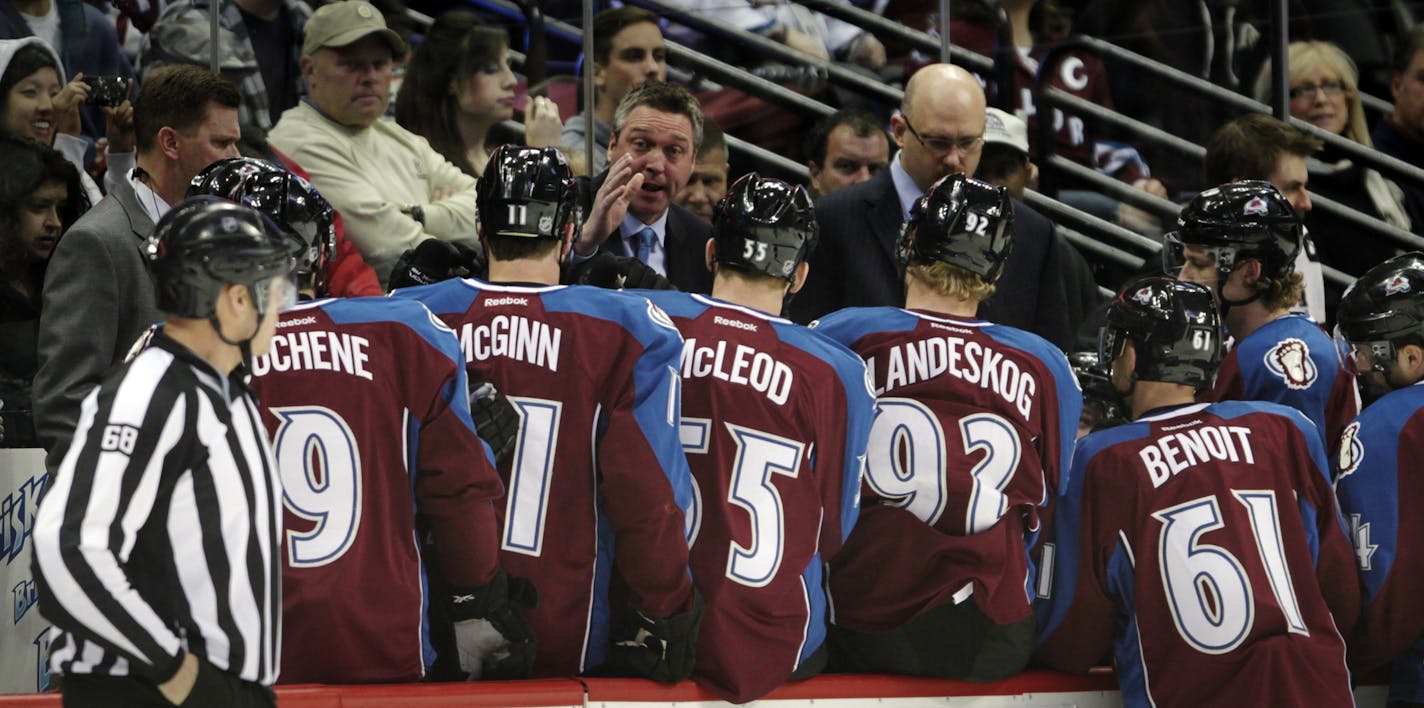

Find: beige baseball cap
<box><xmin>984</xmin><ymin>107</ymin><xmax>1029</xmax><ymax>155</ymax></box>
<box><xmin>302</xmin><ymin>1</ymin><xmax>406</xmax><ymax>57</ymax></box>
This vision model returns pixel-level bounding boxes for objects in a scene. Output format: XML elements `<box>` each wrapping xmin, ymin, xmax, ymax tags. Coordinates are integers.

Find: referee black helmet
<box><xmin>148</xmin><ymin>196</ymin><xmax>301</xmax><ymax>320</ymax></box>
<box><xmin>711</xmin><ymin>173</ymin><xmax>817</xmax><ymax>282</ymax></box>
<box><xmin>189</xmin><ymin>157</ymin><xmax>337</xmax><ymax>296</ymax></box>
<box><xmin>898</xmin><ymin>173</ymin><xmax>1014</xmax><ymax>283</ymax></box>
<box><xmin>1100</xmin><ymin>276</ymin><xmax>1222</xmax><ymax>389</ymax></box>
<box><xmin>478</xmin><ymin>144</ymin><xmax>577</xmax><ymax>240</ymax></box>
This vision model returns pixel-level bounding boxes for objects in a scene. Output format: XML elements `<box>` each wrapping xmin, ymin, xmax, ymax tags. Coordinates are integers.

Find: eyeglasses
<box><xmin>902</xmin><ymin>115</ymin><xmax>983</xmax><ymax>156</ymax></box>
<box><xmin>1288</xmin><ymin>80</ymin><xmax>1345</xmax><ymax>101</ymax></box>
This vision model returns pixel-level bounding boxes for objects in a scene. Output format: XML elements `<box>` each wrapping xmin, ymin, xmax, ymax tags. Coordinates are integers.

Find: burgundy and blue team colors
<box><xmin>640</xmin><ymin>290</ymin><xmax>874</xmax><ymax>703</ymax></box>
<box><xmin>1201</xmin><ymin>314</ymin><xmax>1359</xmax><ymax>456</ymax></box>
<box><xmin>392</xmin><ymin>279</ymin><xmax>695</xmax><ymax>677</ymax></box>
<box><xmin>1036</xmin><ymin>400</ymin><xmax>1360</xmax><ymax>707</ymax></box>
<box><xmin>251</xmin><ymin>296</ymin><xmax>503</xmax><ymax>684</ymax></box>
<box><xmin>811</xmin><ymin>306</ymin><xmax>1080</xmax><ymax>631</ymax></box>
<box><xmin>1335</xmin><ymin>382</ymin><xmax>1424</xmax><ymax>701</ymax></box>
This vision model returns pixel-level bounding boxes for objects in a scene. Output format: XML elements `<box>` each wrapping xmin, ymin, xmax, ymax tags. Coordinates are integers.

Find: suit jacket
<box><xmin>791</xmin><ymin>168</ymin><xmax>1092</xmax><ymax>351</ymax></box>
<box><xmin>32</xmin><ymin>176</ymin><xmax>161</xmax><ymax>470</ymax></box>
<box><xmin>584</xmin><ymin>171</ymin><xmax>714</xmax><ymax>294</ymax></box>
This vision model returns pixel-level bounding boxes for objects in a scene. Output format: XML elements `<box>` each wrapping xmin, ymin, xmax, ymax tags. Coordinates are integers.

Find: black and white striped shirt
<box><xmin>32</xmin><ymin>332</ymin><xmax>283</xmax><ymax>686</ymax></box>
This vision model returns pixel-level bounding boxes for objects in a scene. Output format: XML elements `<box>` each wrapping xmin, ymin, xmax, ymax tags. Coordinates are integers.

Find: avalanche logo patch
<box><xmin>647</xmin><ymin>300</ymin><xmax>677</xmax><ymax>331</ymax></box>
<box><xmin>1243</xmin><ymin>195</ymin><xmax>1269</xmax><ymax>216</ymax></box>
<box><xmin>1132</xmin><ymin>286</ymin><xmax>1154</xmax><ymax>305</ymax></box>
<box><xmin>1385</xmin><ymin>274</ymin><xmax>1412</xmax><ymax>296</ymax></box>
<box><xmin>1264</xmin><ymin>337</ymin><xmax>1318</xmax><ymax>390</ymax></box>
<box><xmin>1337</xmin><ymin>421</ymin><xmax>1364</xmax><ymax>477</ymax></box>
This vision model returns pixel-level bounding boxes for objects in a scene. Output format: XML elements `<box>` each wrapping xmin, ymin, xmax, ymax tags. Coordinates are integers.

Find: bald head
<box><xmin>894</xmin><ymin>64</ymin><xmax>988</xmax><ymax>191</ymax></box>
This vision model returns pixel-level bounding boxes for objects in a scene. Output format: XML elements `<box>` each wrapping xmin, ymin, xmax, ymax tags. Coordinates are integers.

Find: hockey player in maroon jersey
<box><xmin>637</xmin><ymin>175</ymin><xmax>875</xmax><ymax>703</ymax></box>
<box><xmin>392</xmin><ymin>145</ymin><xmax>701</xmax><ymax>682</ymax></box>
<box><xmin>191</xmin><ymin>158</ymin><xmax>535</xmax><ymax>684</ymax></box>
<box><xmin>812</xmin><ymin>173</ymin><xmax>1081</xmax><ymax>681</ymax></box>
<box><xmin>1036</xmin><ymin>276</ymin><xmax>1360</xmax><ymax>707</ymax></box>
<box><xmin>1332</xmin><ymin>253</ymin><xmax>1424</xmax><ymax>702</ymax></box>
<box><xmin>1166</xmin><ymin>181</ymin><xmax>1359</xmax><ymax>454</ymax></box>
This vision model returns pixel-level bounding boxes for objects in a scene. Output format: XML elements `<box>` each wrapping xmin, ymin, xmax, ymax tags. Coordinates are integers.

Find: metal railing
<box><xmin>622</xmin><ymin>0</ymin><xmax>902</xmax><ymax>104</ymax></box>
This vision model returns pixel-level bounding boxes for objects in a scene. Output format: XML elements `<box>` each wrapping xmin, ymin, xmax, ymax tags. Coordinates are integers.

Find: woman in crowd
<box><xmin>395</xmin><ymin>10</ymin><xmax>563</xmax><ymax>177</ymax></box>
<box><xmin>0</xmin><ymin>135</ymin><xmax>85</xmax><ymax>448</ymax></box>
<box><xmin>0</xmin><ymin>37</ymin><xmax>133</xmax><ymax>207</ymax></box>
<box><xmin>1256</xmin><ymin>40</ymin><xmax>1416</xmax><ymax>276</ymax></box>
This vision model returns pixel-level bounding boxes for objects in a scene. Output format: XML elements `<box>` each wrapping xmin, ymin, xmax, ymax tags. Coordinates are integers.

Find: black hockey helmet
<box><xmin>711</xmin><ymin>173</ymin><xmax>818</xmax><ymax>281</ymax></box>
<box><xmin>147</xmin><ymin>196</ymin><xmax>301</xmax><ymax>320</ymax></box>
<box><xmin>478</xmin><ymin>144</ymin><xmax>577</xmax><ymax>240</ymax></box>
<box><xmin>1069</xmin><ymin>350</ymin><xmax>1125</xmax><ymax>428</ymax></box>
<box><xmin>1335</xmin><ymin>252</ymin><xmax>1424</xmax><ymax>375</ymax></box>
<box><xmin>189</xmin><ymin>157</ymin><xmax>336</xmax><ymax>296</ymax></box>
<box><xmin>1100</xmin><ymin>276</ymin><xmax>1222</xmax><ymax>388</ymax></box>
<box><xmin>898</xmin><ymin>173</ymin><xmax>1014</xmax><ymax>283</ymax></box>
<box><xmin>1164</xmin><ymin>180</ymin><xmax>1303</xmax><ymax>285</ymax></box>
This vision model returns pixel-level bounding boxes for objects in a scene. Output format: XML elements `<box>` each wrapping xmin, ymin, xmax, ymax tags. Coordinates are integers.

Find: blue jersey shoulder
<box><xmin>300</xmin><ymin>296</ymin><xmax>463</xmax><ymax>367</ymax></box>
<box><xmin>809</xmin><ymin>306</ymin><xmax>919</xmax><ymax>346</ymax></box>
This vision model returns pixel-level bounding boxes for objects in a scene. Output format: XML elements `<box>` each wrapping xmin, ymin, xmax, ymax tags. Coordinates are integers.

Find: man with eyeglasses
<box><xmin>1374</xmin><ymin>26</ymin><xmax>1424</xmax><ymax>222</ymax></box>
<box><xmin>790</xmin><ymin>64</ymin><xmax>1092</xmax><ymax>352</ymax></box>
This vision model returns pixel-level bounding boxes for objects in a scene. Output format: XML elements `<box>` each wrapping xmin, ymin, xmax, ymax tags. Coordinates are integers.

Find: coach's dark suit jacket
<box><xmin>790</xmin><ymin>168</ymin><xmax>1093</xmax><ymax>351</ymax></box>
<box><xmin>585</xmin><ymin>170</ymin><xmax>714</xmax><ymax>294</ymax></box>
<box><xmin>33</xmin><ymin>176</ymin><xmax>162</xmax><ymax>471</ymax></box>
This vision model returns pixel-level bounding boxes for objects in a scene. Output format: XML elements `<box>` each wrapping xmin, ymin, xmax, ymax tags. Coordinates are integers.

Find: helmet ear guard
<box><xmin>711</xmin><ymin>173</ymin><xmax>818</xmax><ymax>282</ymax></box>
<box><xmin>898</xmin><ymin>173</ymin><xmax>1014</xmax><ymax>283</ymax></box>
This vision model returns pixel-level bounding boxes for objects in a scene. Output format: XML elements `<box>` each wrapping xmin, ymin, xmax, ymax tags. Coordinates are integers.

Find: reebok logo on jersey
<box><xmin>713</xmin><ymin>315</ymin><xmax>758</xmax><ymax>332</ymax></box>
<box><xmin>278</xmin><ymin>316</ymin><xmax>317</xmax><ymax>328</ymax></box>
<box><xmin>484</xmin><ymin>297</ymin><xmax>529</xmax><ymax>307</ymax></box>
<box><xmin>1337</xmin><ymin>421</ymin><xmax>1364</xmax><ymax>477</ymax></box>
<box><xmin>1264</xmin><ymin>338</ymin><xmax>1317</xmax><ymax>390</ymax></box>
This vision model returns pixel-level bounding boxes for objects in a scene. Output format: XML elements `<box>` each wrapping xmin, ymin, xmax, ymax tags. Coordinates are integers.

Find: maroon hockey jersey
<box><xmin>252</xmin><ymin>297</ymin><xmax>503</xmax><ymax>684</ymax></box>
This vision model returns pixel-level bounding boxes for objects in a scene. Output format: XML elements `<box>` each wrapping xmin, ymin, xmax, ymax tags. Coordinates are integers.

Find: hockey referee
<box><xmin>32</xmin><ymin>197</ymin><xmax>300</xmax><ymax>707</ymax></box>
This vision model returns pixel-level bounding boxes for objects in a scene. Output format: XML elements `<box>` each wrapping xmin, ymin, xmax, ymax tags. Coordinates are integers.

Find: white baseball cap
<box><xmin>984</xmin><ymin>107</ymin><xmax>1029</xmax><ymax>155</ymax></box>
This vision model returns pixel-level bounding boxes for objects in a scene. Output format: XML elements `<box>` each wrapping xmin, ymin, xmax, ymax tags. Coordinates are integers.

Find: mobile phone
<box><xmin>83</xmin><ymin>76</ymin><xmax>129</xmax><ymax>107</ymax></box>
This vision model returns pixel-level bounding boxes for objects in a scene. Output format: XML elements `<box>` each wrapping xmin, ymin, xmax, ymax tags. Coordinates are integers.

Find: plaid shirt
<box><xmin>142</xmin><ymin>0</ymin><xmax>311</xmax><ymax>134</ymax></box>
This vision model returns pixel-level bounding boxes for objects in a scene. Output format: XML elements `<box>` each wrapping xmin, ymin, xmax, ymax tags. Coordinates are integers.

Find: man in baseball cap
<box><xmin>269</xmin><ymin>0</ymin><xmax>481</xmax><ymax>287</ymax></box>
<box><xmin>975</xmin><ymin>107</ymin><xmax>1036</xmax><ymax>201</ymax></box>
<box><xmin>301</xmin><ymin>0</ymin><xmax>406</xmax><ymax>58</ymax></box>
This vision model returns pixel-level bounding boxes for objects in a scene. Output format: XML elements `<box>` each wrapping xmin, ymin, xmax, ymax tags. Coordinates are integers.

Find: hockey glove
<box><xmin>563</xmin><ymin>252</ymin><xmax>676</xmax><ymax>291</ymax></box>
<box><xmin>448</xmin><ymin>569</ymin><xmax>539</xmax><ymax>680</ymax></box>
<box><xmin>468</xmin><ymin>381</ymin><xmax>519</xmax><ymax>469</ymax></box>
<box><xmin>605</xmin><ymin>590</ymin><xmax>703</xmax><ymax>684</ymax></box>
<box><xmin>389</xmin><ymin>240</ymin><xmax>488</xmax><ymax>291</ymax></box>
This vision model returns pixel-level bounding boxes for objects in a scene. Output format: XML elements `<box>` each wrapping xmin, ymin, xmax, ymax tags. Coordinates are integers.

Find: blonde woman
<box><xmin>1255</xmin><ymin>40</ymin><xmax>1415</xmax><ymax>276</ymax></box>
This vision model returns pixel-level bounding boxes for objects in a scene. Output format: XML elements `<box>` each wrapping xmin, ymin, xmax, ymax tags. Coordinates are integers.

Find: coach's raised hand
<box><xmin>576</xmin><ymin>153</ymin><xmax>644</xmax><ymax>256</ymax></box>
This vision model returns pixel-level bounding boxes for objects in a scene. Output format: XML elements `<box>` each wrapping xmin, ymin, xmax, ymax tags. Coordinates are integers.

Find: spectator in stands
<box><xmin>1374</xmin><ymin>25</ymin><xmax>1424</xmax><ymax>226</ymax></box>
<box><xmin>804</xmin><ymin>108</ymin><xmax>890</xmax><ymax>199</ymax></box>
<box><xmin>32</xmin><ymin>64</ymin><xmax>240</xmax><ymax>472</ymax></box>
<box><xmin>946</xmin><ymin>0</ymin><xmax>1168</xmax><ymax>222</ymax></box>
<box><xmin>395</xmin><ymin>10</ymin><xmax>564</xmax><ymax>178</ymax></box>
<box><xmin>0</xmin><ymin>136</ymin><xmax>83</xmax><ymax>449</ymax></box>
<box><xmin>1254</xmin><ymin>40</ymin><xmax>1413</xmax><ymax>278</ymax></box>
<box><xmin>0</xmin><ymin>0</ymin><xmax>132</xmax><ymax>143</ymax></box>
<box><xmin>665</xmin><ymin>0</ymin><xmax>885</xmax><ymax>69</ymax></box>
<box><xmin>673</xmin><ymin>118</ymin><xmax>727</xmax><ymax>223</ymax></box>
<box><xmin>975</xmin><ymin>107</ymin><xmax>1036</xmax><ymax>201</ymax></box>
<box><xmin>577</xmin><ymin>79</ymin><xmax>713</xmax><ymax>293</ymax></box>
<box><xmin>1204</xmin><ymin>114</ymin><xmax>1329</xmax><ymax>323</ymax></box>
<box><xmin>0</xmin><ymin>38</ymin><xmax>133</xmax><ymax>207</ymax></box>
<box><xmin>271</xmin><ymin>0</ymin><xmax>482</xmax><ymax>288</ymax></box>
<box><xmin>145</xmin><ymin>0</ymin><xmax>309</xmax><ymax>142</ymax></box>
<box><xmin>562</xmin><ymin>7</ymin><xmax>666</xmax><ymax>176</ymax></box>
<box><xmin>792</xmin><ymin>63</ymin><xmax>1093</xmax><ymax>351</ymax></box>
